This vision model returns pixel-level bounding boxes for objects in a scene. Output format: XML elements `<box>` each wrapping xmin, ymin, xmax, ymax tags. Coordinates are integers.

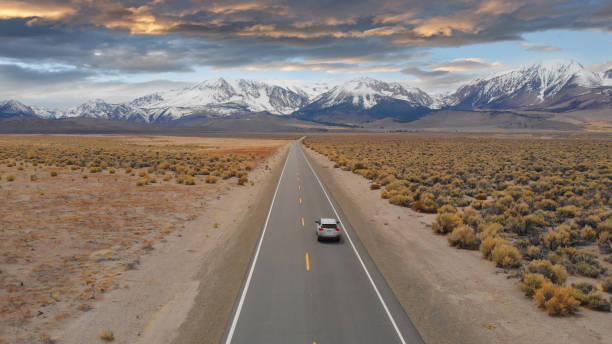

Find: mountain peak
<box><xmin>310</xmin><ymin>78</ymin><xmax>431</xmax><ymax>110</ymax></box>
<box><xmin>1</xmin><ymin>99</ymin><xmax>19</xmax><ymax>105</ymax></box>
<box><xmin>523</xmin><ymin>59</ymin><xmax>594</xmax><ymax>87</ymax></box>
<box><xmin>213</xmin><ymin>77</ymin><xmax>230</xmax><ymax>87</ymax></box>
<box><xmin>131</xmin><ymin>78</ymin><xmax>309</xmax><ymax>117</ymax></box>
<box><xmin>526</xmin><ymin>59</ymin><xmax>583</xmax><ymax>71</ymax></box>
<box><xmin>451</xmin><ymin>58</ymin><xmax>605</xmax><ymax>109</ymax></box>
<box><xmin>346</xmin><ymin>76</ymin><xmax>380</xmax><ymax>84</ymax></box>
<box><xmin>190</xmin><ymin>77</ymin><xmax>230</xmax><ymax>90</ymax></box>
<box><xmin>0</xmin><ymin>99</ymin><xmax>31</xmax><ymax>110</ymax></box>
<box><xmin>75</xmin><ymin>99</ymin><xmax>112</xmax><ymax>110</ymax></box>
<box><xmin>0</xmin><ymin>99</ymin><xmax>38</xmax><ymax>118</ymax></box>
<box><xmin>87</xmin><ymin>98</ymin><xmax>109</xmax><ymax>105</ymax></box>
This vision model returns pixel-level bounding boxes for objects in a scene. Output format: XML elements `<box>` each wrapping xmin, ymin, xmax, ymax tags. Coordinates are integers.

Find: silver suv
<box><xmin>315</xmin><ymin>218</ymin><xmax>341</xmax><ymax>241</ymax></box>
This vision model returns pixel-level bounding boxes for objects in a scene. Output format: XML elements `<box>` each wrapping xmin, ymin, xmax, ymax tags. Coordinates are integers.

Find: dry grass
<box><xmin>0</xmin><ymin>134</ymin><xmax>288</xmax><ymax>342</ymax></box>
<box><xmin>0</xmin><ymin>135</ymin><xmax>285</xmax><ymax>185</ymax></box>
<box><xmin>534</xmin><ymin>282</ymin><xmax>580</xmax><ymax>316</ymax></box>
<box><xmin>305</xmin><ymin>134</ymin><xmax>612</xmax><ymax>316</ymax></box>
<box><xmin>99</xmin><ymin>329</ymin><xmax>114</xmax><ymax>341</ymax></box>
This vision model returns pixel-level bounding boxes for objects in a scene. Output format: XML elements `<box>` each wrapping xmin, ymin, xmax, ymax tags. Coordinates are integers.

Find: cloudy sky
<box><xmin>1</xmin><ymin>0</ymin><xmax>611</xmax><ymax>108</ymax></box>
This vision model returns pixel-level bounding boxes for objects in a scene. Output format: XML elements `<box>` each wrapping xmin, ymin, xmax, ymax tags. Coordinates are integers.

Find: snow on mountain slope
<box><xmin>0</xmin><ymin>100</ymin><xmax>38</xmax><ymax>118</ymax></box>
<box><xmin>130</xmin><ymin>78</ymin><xmax>308</xmax><ymax>118</ymax></box>
<box><xmin>267</xmin><ymin>80</ymin><xmax>331</xmax><ymax>100</ymax></box>
<box><xmin>0</xmin><ymin>79</ymin><xmax>315</xmax><ymax>124</ymax></box>
<box><xmin>450</xmin><ymin>60</ymin><xmax>604</xmax><ymax>108</ymax></box>
<box><xmin>31</xmin><ymin>106</ymin><xmax>60</xmax><ymax>119</ymax></box>
<box><xmin>309</xmin><ymin>77</ymin><xmax>432</xmax><ymax>109</ymax></box>
<box><xmin>64</xmin><ymin>99</ymin><xmax>148</xmax><ymax>122</ymax></box>
<box><xmin>293</xmin><ymin>77</ymin><xmax>434</xmax><ymax>124</ymax></box>
<box><xmin>602</xmin><ymin>69</ymin><xmax>612</xmax><ymax>86</ymax></box>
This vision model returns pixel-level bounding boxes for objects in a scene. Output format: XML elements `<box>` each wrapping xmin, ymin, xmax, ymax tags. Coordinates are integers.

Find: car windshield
<box><xmin>322</xmin><ymin>223</ymin><xmax>336</xmax><ymax>228</ymax></box>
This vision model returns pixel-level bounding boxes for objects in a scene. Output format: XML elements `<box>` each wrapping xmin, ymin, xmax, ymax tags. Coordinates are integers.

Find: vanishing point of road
<box><xmin>221</xmin><ymin>139</ymin><xmax>424</xmax><ymax>344</ymax></box>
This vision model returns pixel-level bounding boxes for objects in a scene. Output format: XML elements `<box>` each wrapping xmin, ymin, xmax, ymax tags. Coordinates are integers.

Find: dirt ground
<box><xmin>0</xmin><ymin>135</ymin><xmax>289</xmax><ymax>344</ymax></box>
<box><xmin>52</xmin><ymin>143</ymin><xmax>289</xmax><ymax>344</ymax></box>
<box><xmin>305</xmin><ymin>147</ymin><xmax>612</xmax><ymax>344</ymax></box>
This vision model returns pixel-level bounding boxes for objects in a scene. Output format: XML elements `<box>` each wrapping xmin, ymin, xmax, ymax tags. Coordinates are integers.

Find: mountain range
<box><xmin>450</xmin><ymin>60</ymin><xmax>612</xmax><ymax>112</ymax></box>
<box><xmin>2</xmin><ymin>60</ymin><xmax>611</xmax><ymax>127</ymax></box>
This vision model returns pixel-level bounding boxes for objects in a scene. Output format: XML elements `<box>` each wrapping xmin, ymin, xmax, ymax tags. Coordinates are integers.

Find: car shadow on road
<box><xmin>316</xmin><ymin>237</ymin><xmax>343</xmax><ymax>244</ymax></box>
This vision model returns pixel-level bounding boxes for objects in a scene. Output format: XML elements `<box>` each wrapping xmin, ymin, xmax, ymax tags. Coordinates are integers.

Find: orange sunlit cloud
<box><xmin>476</xmin><ymin>0</ymin><xmax>522</xmax><ymax>15</ymax></box>
<box><xmin>362</xmin><ymin>26</ymin><xmax>408</xmax><ymax>37</ymax></box>
<box><xmin>373</xmin><ymin>10</ymin><xmax>418</xmax><ymax>24</ymax></box>
<box><xmin>0</xmin><ymin>1</ymin><xmax>75</xmax><ymax>19</ymax></box>
<box><xmin>103</xmin><ymin>6</ymin><xmax>176</xmax><ymax>34</ymax></box>
<box><xmin>411</xmin><ymin>16</ymin><xmax>480</xmax><ymax>37</ymax></box>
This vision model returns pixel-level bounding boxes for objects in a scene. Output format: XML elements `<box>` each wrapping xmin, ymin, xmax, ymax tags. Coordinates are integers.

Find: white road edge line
<box><xmin>224</xmin><ymin>142</ymin><xmax>292</xmax><ymax>344</ymax></box>
<box><xmin>299</xmin><ymin>142</ymin><xmax>408</xmax><ymax>344</ymax></box>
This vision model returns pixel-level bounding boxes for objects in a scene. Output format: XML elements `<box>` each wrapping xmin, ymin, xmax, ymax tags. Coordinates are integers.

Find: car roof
<box><xmin>320</xmin><ymin>218</ymin><xmax>337</xmax><ymax>224</ymax></box>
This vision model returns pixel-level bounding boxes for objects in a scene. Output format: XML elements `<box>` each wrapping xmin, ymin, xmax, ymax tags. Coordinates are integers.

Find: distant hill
<box><xmin>0</xmin><ymin>113</ymin><xmax>339</xmax><ymax>134</ymax></box>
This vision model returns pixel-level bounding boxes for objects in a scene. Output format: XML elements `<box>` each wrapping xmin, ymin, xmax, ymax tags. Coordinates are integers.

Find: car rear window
<box><xmin>322</xmin><ymin>223</ymin><xmax>336</xmax><ymax>228</ymax></box>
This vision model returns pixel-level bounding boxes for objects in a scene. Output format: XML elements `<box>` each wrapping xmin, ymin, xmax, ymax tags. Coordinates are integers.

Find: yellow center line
<box><xmin>301</xmin><ymin>217</ymin><xmax>305</xmax><ymax>227</ymax></box>
<box><xmin>305</xmin><ymin>253</ymin><xmax>310</xmax><ymax>271</ymax></box>
<box><xmin>299</xmin><ymin>197</ymin><xmax>302</xmax><ymax>204</ymax></box>
<box><xmin>298</xmin><ymin>185</ymin><xmax>301</xmax><ymax>190</ymax></box>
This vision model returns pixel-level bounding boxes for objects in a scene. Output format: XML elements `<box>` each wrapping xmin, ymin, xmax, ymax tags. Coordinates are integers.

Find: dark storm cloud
<box><xmin>0</xmin><ymin>18</ymin><xmax>52</xmax><ymax>37</ymax></box>
<box><xmin>0</xmin><ymin>63</ymin><xmax>93</xmax><ymax>83</ymax></box>
<box><xmin>0</xmin><ymin>63</ymin><xmax>95</xmax><ymax>101</ymax></box>
<box><xmin>0</xmin><ymin>0</ymin><xmax>610</xmax><ymax>74</ymax></box>
<box><xmin>0</xmin><ymin>17</ymin><xmax>417</xmax><ymax>73</ymax></box>
<box><xmin>0</xmin><ymin>20</ymin><xmax>196</xmax><ymax>73</ymax></box>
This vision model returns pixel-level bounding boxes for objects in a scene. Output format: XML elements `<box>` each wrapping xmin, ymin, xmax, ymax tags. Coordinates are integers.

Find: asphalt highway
<box><xmin>221</xmin><ymin>140</ymin><xmax>424</xmax><ymax>344</ymax></box>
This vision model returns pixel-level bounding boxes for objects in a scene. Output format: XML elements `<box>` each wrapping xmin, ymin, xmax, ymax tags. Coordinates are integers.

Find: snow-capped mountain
<box><xmin>0</xmin><ymin>100</ymin><xmax>39</xmax><ymax>119</ymax></box>
<box><xmin>310</xmin><ymin>77</ymin><xmax>432</xmax><ymax>109</ymax></box>
<box><xmin>294</xmin><ymin>77</ymin><xmax>433</xmax><ymax>123</ymax></box>
<box><xmin>131</xmin><ymin>78</ymin><xmax>309</xmax><ymax>122</ymax></box>
<box><xmin>3</xmin><ymin>79</ymin><xmax>316</xmax><ymax>124</ymax></box>
<box><xmin>269</xmin><ymin>81</ymin><xmax>332</xmax><ymax>100</ymax></box>
<box><xmin>64</xmin><ymin>99</ymin><xmax>148</xmax><ymax>122</ymax></box>
<box><xmin>449</xmin><ymin>60</ymin><xmax>609</xmax><ymax>110</ymax></box>
<box><xmin>31</xmin><ymin>106</ymin><xmax>61</xmax><ymax>119</ymax></box>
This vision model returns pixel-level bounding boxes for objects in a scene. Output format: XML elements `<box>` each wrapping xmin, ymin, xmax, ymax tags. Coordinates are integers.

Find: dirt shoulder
<box><xmin>47</xmin><ymin>143</ymin><xmax>289</xmax><ymax>344</ymax></box>
<box><xmin>304</xmin><ymin>146</ymin><xmax>611</xmax><ymax>344</ymax></box>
